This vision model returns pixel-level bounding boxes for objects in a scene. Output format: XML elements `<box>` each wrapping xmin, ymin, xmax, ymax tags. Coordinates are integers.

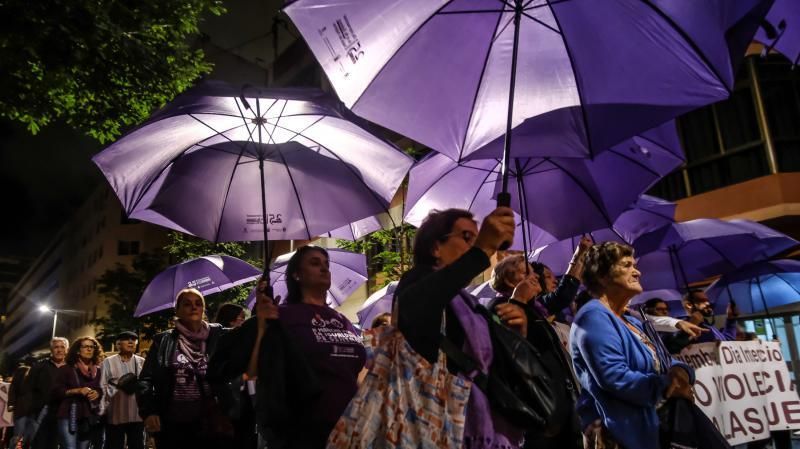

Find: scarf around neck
<box><xmin>174</xmin><ymin>319</ymin><xmax>210</xmax><ymax>365</ymax></box>
<box><xmin>76</xmin><ymin>358</ymin><xmax>98</xmax><ymax>379</ymax></box>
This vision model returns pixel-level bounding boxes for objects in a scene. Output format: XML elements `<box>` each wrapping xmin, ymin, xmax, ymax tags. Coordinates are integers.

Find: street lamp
<box><xmin>38</xmin><ymin>305</ymin><xmax>59</xmax><ymax>339</ymax></box>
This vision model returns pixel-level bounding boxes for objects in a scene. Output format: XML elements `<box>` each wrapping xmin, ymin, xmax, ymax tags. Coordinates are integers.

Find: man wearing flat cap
<box><xmin>100</xmin><ymin>331</ymin><xmax>145</xmax><ymax>449</ymax></box>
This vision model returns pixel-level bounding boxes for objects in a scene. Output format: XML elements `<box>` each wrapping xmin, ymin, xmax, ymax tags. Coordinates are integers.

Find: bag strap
<box><xmin>438</xmin><ymin>334</ymin><xmax>489</xmax><ymax>392</ymax></box>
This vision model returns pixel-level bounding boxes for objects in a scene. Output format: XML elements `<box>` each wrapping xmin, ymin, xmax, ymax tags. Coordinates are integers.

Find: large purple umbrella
<box><xmin>405</xmin><ymin>122</ymin><xmax>683</xmax><ymax>240</ymax></box>
<box><xmin>706</xmin><ymin>260</ymin><xmax>800</xmax><ymax>315</ymax></box>
<box><xmin>633</xmin><ymin>219</ymin><xmax>798</xmax><ymax>291</ymax></box>
<box><xmin>755</xmin><ymin>0</ymin><xmax>800</xmax><ymax>65</ymax></box>
<box><xmin>529</xmin><ymin>195</ymin><xmax>676</xmax><ymax>275</ymax></box>
<box><xmin>135</xmin><ymin>255</ymin><xmax>261</xmax><ymax>317</ymax></box>
<box><xmin>324</xmin><ymin>215</ymin><xmax>384</xmax><ymax>241</ymax></box>
<box><xmin>285</xmin><ymin>0</ymin><xmax>769</xmax><ymax>176</ymax></box>
<box><xmin>246</xmin><ymin>248</ymin><xmax>367</xmax><ymax>309</ymax></box>
<box><xmin>92</xmin><ymin>82</ymin><xmax>413</xmax><ymax>268</ymax></box>
<box><xmin>356</xmin><ymin>281</ymin><xmax>398</xmax><ymax>329</ymax></box>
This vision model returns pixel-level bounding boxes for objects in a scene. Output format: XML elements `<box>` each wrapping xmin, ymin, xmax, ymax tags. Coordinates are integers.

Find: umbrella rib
<box><xmin>546</xmin><ymin>157</ymin><xmax>615</xmax><ymax>228</ymax></box>
<box><xmin>265</xmin><ymin>99</ymin><xmax>289</xmax><ymax>144</ymax></box>
<box><xmin>350</xmin><ymin>1</ymin><xmax>456</xmax><ymax>110</ymax></box>
<box><xmin>274</xmin><ymin>149</ymin><xmax>313</xmax><ymax>240</ymax></box>
<box><xmin>521</xmin><ymin>11</ymin><xmax>561</xmax><ymax>34</ymax></box>
<box><xmin>466</xmin><ymin>161</ymin><xmax>500</xmax><ymax>212</ymax></box>
<box><xmin>606</xmin><ymin>147</ymin><xmax>662</xmax><ymax>179</ymax></box>
<box><xmin>455</xmin><ymin>9</ymin><xmax>506</xmax><ymax>161</ymax></box>
<box><xmin>213</xmin><ymin>115</ymin><xmax>262</xmax><ymax>243</ymax></box>
<box><xmin>545</xmin><ymin>2</ymin><xmax>595</xmax><ymax>158</ymax></box>
<box><xmin>640</xmin><ymin>0</ymin><xmax>731</xmax><ymax>94</ymax></box>
<box><xmin>439</xmin><ymin>9</ymin><xmax>510</xmax><ymax>15</ymax></box>
<box><xmin>633</xmin><ymin>132</ymin><xmax>685</xmax><ymax>161</ymax></box>
<box><xmin>700</xmin><ymin>238</ymin><xmax>740</xmax><ymax>271</ymax></box>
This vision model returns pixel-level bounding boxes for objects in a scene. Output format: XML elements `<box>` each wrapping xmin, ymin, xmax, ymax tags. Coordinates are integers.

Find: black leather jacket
<box><xmin>136</xmin><ymin>323</ymin><xmax>225</xmax><ymax>419</ymax></box>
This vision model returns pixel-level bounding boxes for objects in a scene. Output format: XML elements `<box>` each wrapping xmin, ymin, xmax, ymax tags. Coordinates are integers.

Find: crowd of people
<box><xmin>1</xmin><ymin>206</ymin><xmax>784</xmax><ymax>449</ymax></box>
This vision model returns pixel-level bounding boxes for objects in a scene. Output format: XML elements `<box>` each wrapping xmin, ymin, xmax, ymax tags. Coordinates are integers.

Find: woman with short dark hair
<box><xmin>213</xmin><ymin>303</ymin><xmax>247</xmax><ymax>328</ymax></box>
<box><xmin>52</xmin><ymin>337</ymin><xmax>104</xmax><ymax>449</ymax></box>
<box><xmin>571</xmin><ymin>242</ymin><xmax>694</xmax><ymax>449</ymax></box>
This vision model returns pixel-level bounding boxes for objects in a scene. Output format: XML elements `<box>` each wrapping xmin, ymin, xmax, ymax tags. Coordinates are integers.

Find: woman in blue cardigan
<box><xmin>570</xmin><ymin>242</ymin><xmax>694</xmax><ymax>449</ymax></box>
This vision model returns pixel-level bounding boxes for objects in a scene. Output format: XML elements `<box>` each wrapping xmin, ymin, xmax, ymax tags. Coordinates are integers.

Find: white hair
<box><xmin>50</xmin><ymin>337</ymin><xmax>69</xmax><ymax>348</ymax></box>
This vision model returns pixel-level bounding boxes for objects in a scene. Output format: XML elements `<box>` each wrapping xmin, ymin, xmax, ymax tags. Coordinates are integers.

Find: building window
<box><xmin>117</xmin><ymin>241</ymin><xmax>140</xmax><ymax>255</ymax></box>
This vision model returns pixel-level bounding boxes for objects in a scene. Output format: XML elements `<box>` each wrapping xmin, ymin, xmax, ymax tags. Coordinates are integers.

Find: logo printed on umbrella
<box><xmin>187</xmin><ymin>276</ymin><xmax>213</xmax><ymax>290</ymax></box>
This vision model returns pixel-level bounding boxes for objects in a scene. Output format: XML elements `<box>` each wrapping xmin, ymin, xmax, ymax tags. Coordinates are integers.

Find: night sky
<box><xmin>0</xmin><ymin>118</ymin><xmax>103</xmax><ymax>260</ymax></box>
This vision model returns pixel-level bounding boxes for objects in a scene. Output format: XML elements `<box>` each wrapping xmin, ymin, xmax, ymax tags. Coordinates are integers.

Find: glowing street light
<box><xmin>38</xmin><ymin>305</ymin><xmax>59</xmax><ymax>339</ymax></box>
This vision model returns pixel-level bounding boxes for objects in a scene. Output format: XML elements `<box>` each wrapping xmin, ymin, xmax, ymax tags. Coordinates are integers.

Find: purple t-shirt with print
<box><xmin>279</xmin><ymin>303</ymin><xmax>366</xmax><ymax>428</ymax></box>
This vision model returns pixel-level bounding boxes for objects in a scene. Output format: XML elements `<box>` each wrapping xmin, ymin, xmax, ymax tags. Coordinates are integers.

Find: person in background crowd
<box><xmin>214</xmin><ymin>303</ymin><xmax>248</xmax><ymax>329</ymax></box>
<box><xmin>487</xmin><ymin>254</ymin><xmax>582</xmax><ymax>448</ymax></box>
<box><xmin>212</xmin><ymin>303</ymin><xmax>255</xmax><ymax>449</ymax></box>
<box><xmin>7</xmin><ymin>360</ymin><xmax>33</xmax><ymax>448</ymax></box>
<box><xmin>395</xmin><ymin>207</ymin><xmax>528</xmax><ymax>448</ymax></box>
<box><xmin>571</xmin><ymin>242</ymin><xmax>694</xmax><ymax>449</ymax></box>
<box><xmin>530</xmin><ymin>236</ymin><xmax>593</xmax><ymax>319</ymax></box>
<box><xmin>212</xmin><ymin>245</ymin><xmax>366</xmax><ymax>449</ymax></box>
<box><xmin>52</xmin><ymin>337</ymin><xmax>104</xmax><ymax>449</ymax></box>
<box><xmin>101</xmin><ymin>331</ymin><xmax>145</xmax><ymax>449</ymax></box>
<box><xmin>27</xmin><ymin>337</ymin><xmax>68</xmax><ymax>449</ymax></box>
<box><xmin>639</xmin><ymin>297</ymin><xmax>707</xmax><ymax>353</ymax></box>
<box><xmin>137</xmin><ymin>288</ymin><xmax>226</xmax><ymax>449</ymax></box>
<box><xmin>685</xmin><ymin>290</ymin><xmax>738</xmax><ymax>342</ymax></box>
<box><xmin>369</xmin><ymin>312</ymin><xmax>391</xmax><ymax>329</ymax></box>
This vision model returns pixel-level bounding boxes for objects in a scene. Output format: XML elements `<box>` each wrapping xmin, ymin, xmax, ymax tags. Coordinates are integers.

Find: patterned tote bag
<box><xmin>327</xmin><ymin>325</ymin><xmax>472</xmax><ymax>449</ymax></box>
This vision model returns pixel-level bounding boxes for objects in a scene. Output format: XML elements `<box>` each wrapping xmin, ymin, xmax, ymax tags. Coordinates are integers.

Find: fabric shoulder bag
<box><xmin>326</xmin><ymin>325</ymin><xmax>472</xmax><ymax>449</ymax></box>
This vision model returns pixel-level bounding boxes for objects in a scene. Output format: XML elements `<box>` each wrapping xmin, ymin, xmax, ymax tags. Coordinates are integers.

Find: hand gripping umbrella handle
<box><xmin>497</xmin><ymin>192</ymin><xmax>512</xmax><ymax>250</ymax></box>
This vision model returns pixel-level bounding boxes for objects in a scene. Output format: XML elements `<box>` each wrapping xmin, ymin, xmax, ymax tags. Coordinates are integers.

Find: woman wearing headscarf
<box><xmin>137</xmin><ymin>288</ymin><xmax>226</xmax><ymax>449</ymax></box>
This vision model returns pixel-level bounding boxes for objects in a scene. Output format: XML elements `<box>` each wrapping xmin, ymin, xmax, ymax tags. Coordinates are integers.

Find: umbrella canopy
<box><xmin>629</xmin><ymin>289</ymin><xmax>686</xmax><ymax>317</ymax></box>
<box><xmin>706</xmin><ymin>259</ymin><xmax>800</xmax><ymax>315</ymax></box>
<box><xmin>93</xmin><ymin>81</ymin><xmax>413</xmax><ymax>245</ymax></box>
<box><xmin>324</xmin><ymin>215</ymin><xmax>384</xmax><ymax>240</ymax></box>
<box><xmin>135</xmin><ymin>255</ymin><xmax>261</xmax><ymax>317</ymax></box>
<box><xmin>633</xmin><ymin>219</ymin><xmax>798</xmax><ymax>291</ymax></box>
<box><xmin>246</xmin><ymin>248</ymin><xmax>367</xmax><ymax>309</ymax></box>
<box><xmin>285</xmin><ymin>0</ymin><xmax>768</xmax><ymax>162</ymax></box>
<box><xmin>755</xmin><ymin>0</ymin><xmax>800</xmax><ymax>65</ymax></box>
<box><xmin>529</xmin><ymin>195</ymin><xmax>676</xmax><ymax>275</ymax></box>
<box><xmin>356</xmin><ymin>281</ymin><xmax>398</xmax><ymax>329</ymax></box>
<box><xmin>405</xmin><ymin>122</ymin><xmax>683</xmax><ymax>240</ymax></box>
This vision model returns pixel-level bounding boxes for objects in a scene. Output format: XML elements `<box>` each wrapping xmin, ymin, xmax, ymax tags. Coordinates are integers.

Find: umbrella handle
<box><xmin>497</xmin><ymin>192</ymin><xmax>512</xmax><ymax>250</ymax></box>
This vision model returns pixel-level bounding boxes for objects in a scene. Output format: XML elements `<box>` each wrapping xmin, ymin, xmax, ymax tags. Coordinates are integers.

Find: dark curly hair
<box><xmin>581</xmin><ymin>241</ymin><xmax>634</xmax><ymax>297</ymax></box>
<box><xmin>66</xmin><ymin>336</ymin><xmax>104</xmax><ymax>366</ymax></box>
<box><xmin>284</xmin><ymin>245</ymin><xmax>330</xmax><ymax>304</ymax></box>
<box><xmin>412</xmin><ymin>209</ymin><xmax>475</xmax><ymax>267</ymax></box>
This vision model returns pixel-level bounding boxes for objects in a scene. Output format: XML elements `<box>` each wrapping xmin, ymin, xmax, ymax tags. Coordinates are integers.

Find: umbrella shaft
<box><xmin>500</xmin><ymin>1</ymin><xmax>523</xmax><ymax>195</ymax></box>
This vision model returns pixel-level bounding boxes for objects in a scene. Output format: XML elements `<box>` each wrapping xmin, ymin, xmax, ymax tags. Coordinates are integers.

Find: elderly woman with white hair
<box><xmin>137</xmin><ymin>288</ymin><xmax>226</xmax><ymax>449</ymax></box>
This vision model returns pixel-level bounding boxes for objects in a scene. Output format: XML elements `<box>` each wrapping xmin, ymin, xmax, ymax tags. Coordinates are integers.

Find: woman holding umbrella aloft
<box><xmin>211</xmin><ymin>245</ymin><xmax>365</xmax><ymax>449</ymax></box>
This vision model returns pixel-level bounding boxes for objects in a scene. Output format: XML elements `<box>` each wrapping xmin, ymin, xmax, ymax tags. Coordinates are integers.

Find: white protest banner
<box><xmin>674</xmin><ymin>341</ymin><xmax>800</xmax><ymax>446</ymax></box>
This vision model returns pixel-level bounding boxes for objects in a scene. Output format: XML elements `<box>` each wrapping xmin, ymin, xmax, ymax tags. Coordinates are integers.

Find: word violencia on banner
<box><xmin>674</xmin><ymin>341</ymin><xmax>800</xmax><ymax>446</ymax></box>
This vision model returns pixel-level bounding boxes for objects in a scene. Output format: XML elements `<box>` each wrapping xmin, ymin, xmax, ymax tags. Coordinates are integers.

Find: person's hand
<box><xmin>727</xmin><ymin>302</ymin><xmax>739</xmax><ymax>319</ymax></box>
<box><xmin>665</xmin><ymin>366</ymin><xmax>693</xmax><ymax>402</ymax></box>
<box><xmin>473</xmin><ymin>207</ymin><xmax>515</xmax><ymax>259</ymax></box>
<box><xmin>675</xmin><ymin>320</ymin><xmax>708</xmax><ymax>339</ymax></box>
<box><xmin>255</xmin><ymin>279</ymin><xmax>280</xmax><ymax>333</ymax></box>
<box><xmin>495</xmin><ymin>303</ymin><xmax>528</xmax><ymax>338</ymax></box>
<box><xmin>86</xmin><ymin>389</ymin><xmax>99</xmax><ymax>401</ymax></box>
<box><xmin>511</xmin><ymin>277</ymin><xmax>540</xmax><ymax>303</ymax></box>
<box><xmin>575</xmin><ymin>234</ymin><xmax>593</xmax><ymax>256</ymax></box>
<box><xmin>144</xmin><ymin>415</ymin><xmax>161</xmax><ymax>433</ymax></box>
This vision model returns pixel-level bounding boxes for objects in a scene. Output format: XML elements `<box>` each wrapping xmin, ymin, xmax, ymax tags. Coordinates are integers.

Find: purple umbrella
<box><xmin>755</xmin><ymin>0</ymin><xmax>800</xmax><ymax>65</ymax></box>
<box><xmin>135</xmin><ymin>255</ymin><xmax>261</xmax><ymax>317</ymax></box>
<box><xmin>356</xmin><ymin>281</ymin><xmax>398</xmax><ymax>329</ymax></box>
<box><xmin>706</xmin><ymin>260</ymin><xmax>800</xmax><ymax>315</ymax></box>
<box><xmin>246</xmin><ymin>248</ymin><xmax>367</xmax><ymax>309</ymax></box>
<box><xmin>405</xmin><ymin>122</ymin><xmax>683</xmax><ymax>240</ymax></box>
<box><xmin>285</xmin><ymin>1</ymin><xmax>769</xmax><ymax>188</ymax></box>
<box><xmin>324</xmin><ymin>215</ymin><xmax>384</xmax><ymax>241</ymax></box>
<box><xmin>529</xmin><ymin>195</ymin><xmax>676</xmax><ymax>275</ymax></box>
<box><xmin>93</xmin><ymin>81</ymin><xmax>413</xmax><ymax>270</ymax></box>
<box><xmin>629</xmin><ymin>289</ymin><xmax>686</xmax><ymax>317</ymax></box>
<box><xmin>633</xmin><ymin>219</ymin><xmax>798</xmax><ymax>291</ymax></box>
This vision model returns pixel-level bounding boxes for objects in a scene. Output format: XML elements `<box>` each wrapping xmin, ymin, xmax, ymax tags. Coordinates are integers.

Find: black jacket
<box><xmin>26</xmin><ymin>359</ymin><xmax>62</xmax><ymax>416</ymax></box>
<box><xmin>136</xmin><ymin>323</ymin><xmax>225</xmax><ymax>420</ymax></box>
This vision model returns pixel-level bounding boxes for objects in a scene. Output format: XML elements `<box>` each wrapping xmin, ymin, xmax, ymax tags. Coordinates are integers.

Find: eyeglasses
<box><xmin>80</xmin><ymin>345</ymin><xmax>97</xmax><ymax>350</ymax></box>
<box><xmin>442</xmin><ymin>230</ymin><xmax>477</xmax><ymax>245</ymax></box>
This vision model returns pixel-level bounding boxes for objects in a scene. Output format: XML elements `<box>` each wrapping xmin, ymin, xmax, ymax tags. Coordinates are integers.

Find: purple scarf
<box><xmin>174</xmin><ymin>319</ymin><xmax>210</xmax><ymax>365</ymax></box>
<box><xmin>451</xmin><ymin>291</ymin><xmax>524</xmax><ymax>449</ymax></box>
